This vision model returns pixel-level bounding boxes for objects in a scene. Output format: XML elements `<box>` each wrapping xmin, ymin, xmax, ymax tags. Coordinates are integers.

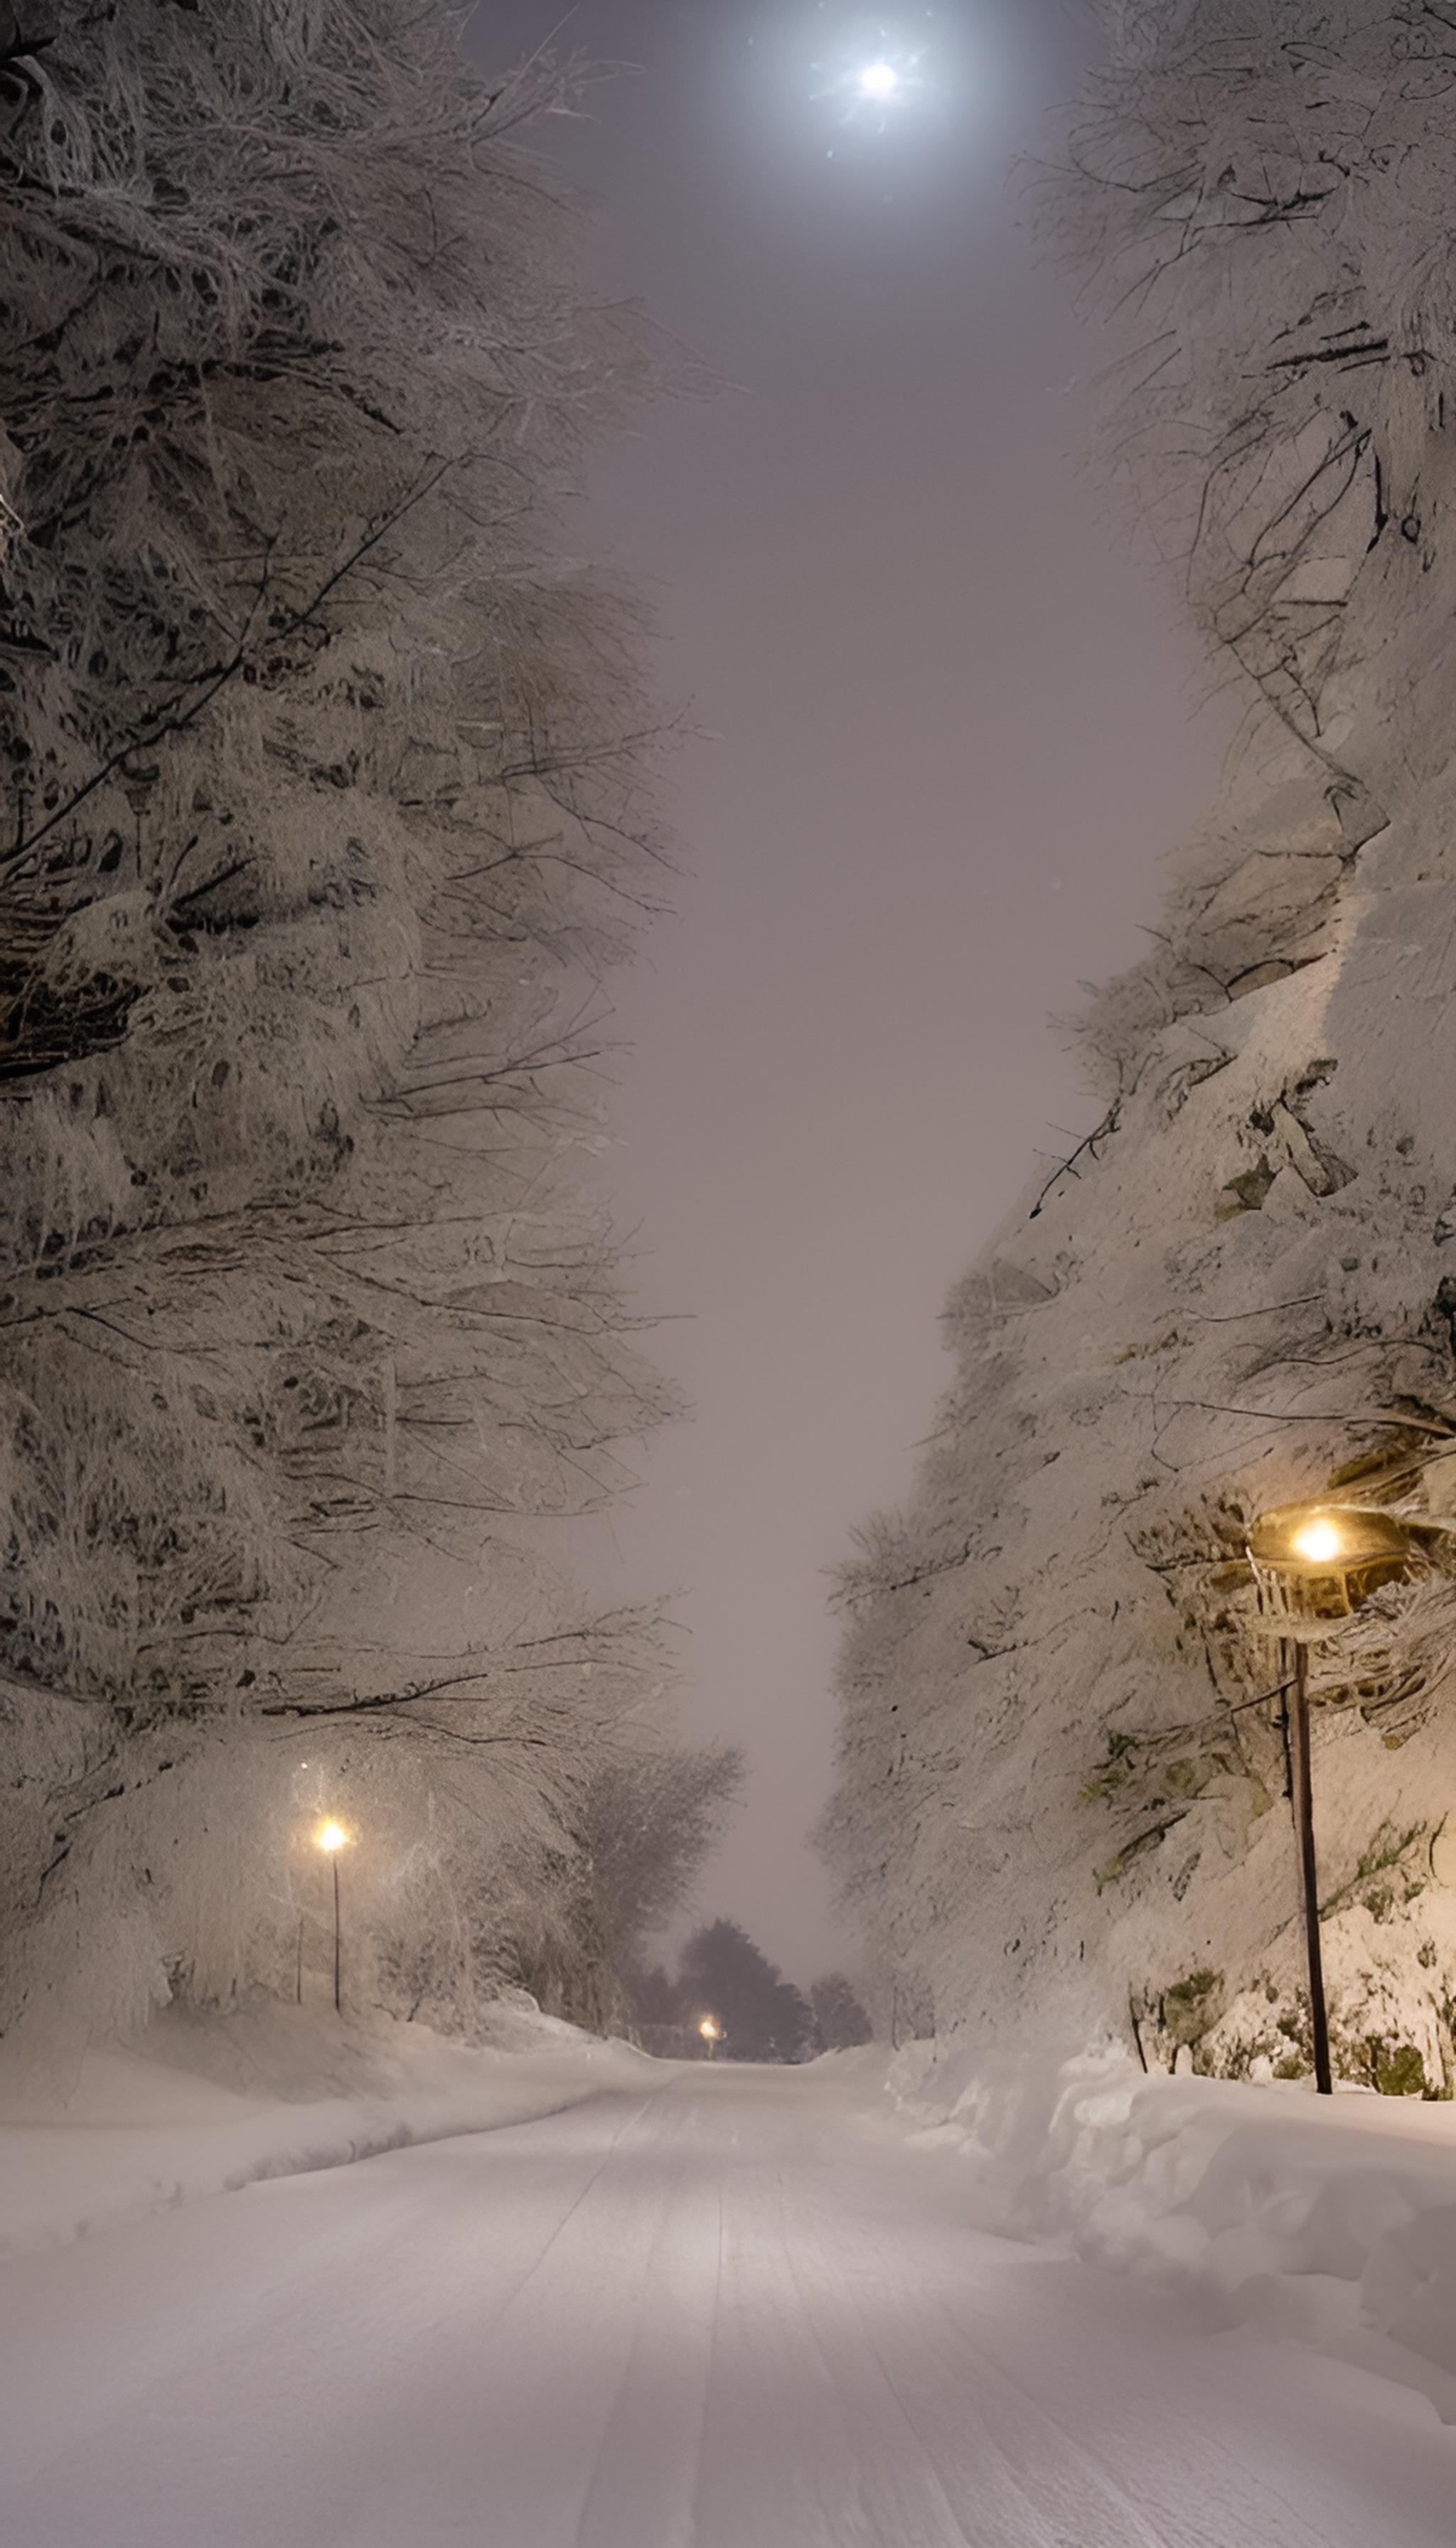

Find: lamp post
<box><xmin>1246</xmin><ymin>1504</ymin><xmax>1414</xmax><ymax>2094</ymax></box>
<box><xmin>314</xmin><ymin>1819</ymin><xmax>351</xmax><ymax>2016</ymax></box>
<box><xmin>697</xmin><ymin>2014</ymin><xmax>722</xmax><ymax>2061</ymax></box>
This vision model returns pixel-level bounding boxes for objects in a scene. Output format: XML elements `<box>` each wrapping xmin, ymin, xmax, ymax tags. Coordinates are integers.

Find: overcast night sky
<box><xmin>472</xmin><ymin>0</ymin><xmax>1230</xmax><ymax>1981</ymax></box>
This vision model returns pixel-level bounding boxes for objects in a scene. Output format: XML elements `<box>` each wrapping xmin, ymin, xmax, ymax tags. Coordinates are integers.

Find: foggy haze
<box><xmin>13</xmin><ymin>19</ymin><xmax>1456</xmax><ymax>2539</ymax></box>
<box><xmin>478</xmin><ymin>0</ymin><xmax>1231</xmax><ymax>1980</ymax></box>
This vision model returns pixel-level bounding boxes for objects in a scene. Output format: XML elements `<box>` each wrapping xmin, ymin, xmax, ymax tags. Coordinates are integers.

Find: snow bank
<box><xmin>891</xmin><ymin>2038</ymin><xmax>1456</xmax><ymax>2421</ymax></box>
<box><xmin>0</xmin><ymin>1998</ymin><xmax>658</xmax><ymax>2261</ymax></box>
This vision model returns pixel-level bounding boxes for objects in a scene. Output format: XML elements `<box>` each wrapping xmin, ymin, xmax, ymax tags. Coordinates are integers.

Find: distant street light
<box><xmin>314</xmin><ymin>1819</ymin><xmax>352</xmax><ymax>2016</ymax></box>
<box><xmin>1246</xmin><ymin>1504</ymin><xmax>1415</xmax><ymax>2094</ymax></box>
<box><xmin>697</xmin><ymin>2014</ymin><xmax>722</xmax><ymax>2060</ymax></box>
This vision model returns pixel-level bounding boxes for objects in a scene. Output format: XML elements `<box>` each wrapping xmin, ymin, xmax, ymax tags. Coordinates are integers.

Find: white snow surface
<box><xmin>892</xmin><ymin>2034</ymin><xmax>1456</xmax><ymax>2427</ymax></box>
<box><xmin>0</xmin><ymin>1997</ymin><xmax>652</xmax><ymax>2260</ymax></box>
<box><xmin>1</xmin><ymin>2056</ymin><xmax>1453</xmax><ymax>2547</ymax></box>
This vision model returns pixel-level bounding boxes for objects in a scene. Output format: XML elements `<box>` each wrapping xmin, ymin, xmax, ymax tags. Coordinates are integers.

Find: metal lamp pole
<box><xmin>332</xmin><ymin>1851</ymin><xmax>342</xmax><ymax>2016</ymax></box>
<box><xmin>1287</xmin><ymin>1641</ymin><xmax>1332</xmax><ymax>2096</ymax></box>
<box><xmin>314</xmin><ymin>1821</ymin><xmax>350</xmax><ymax>2017</ymax></box>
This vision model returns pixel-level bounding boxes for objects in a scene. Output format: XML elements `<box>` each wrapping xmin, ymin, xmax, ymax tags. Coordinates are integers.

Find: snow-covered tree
<box><xmin>567</xmin><ymin>1742</ymin><xmax>744</xmax><ymax>2021</ymax></box>
<box><xmin>0</xmin><ymin>1</ymin><xmax>695</xmax><ymax>2061</ymax></box>
<box><xmin>823</xmin><ymin>1</ymin><xmax>1456</xmax><ymax>2092</ymax></box>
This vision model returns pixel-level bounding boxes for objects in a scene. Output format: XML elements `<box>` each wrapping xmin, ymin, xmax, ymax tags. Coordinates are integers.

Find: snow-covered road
<box><xmin>1</xmin><ymin>2062</ymin><xmax>1451</xmax><ymax>2547</ymax></box>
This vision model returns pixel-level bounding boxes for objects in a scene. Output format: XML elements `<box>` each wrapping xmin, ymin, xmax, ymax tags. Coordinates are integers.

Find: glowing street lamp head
<box><xmin>314</xmin><ymin>1819</ymin><xmax>350</xmax><ymax>1854</ymax></box>
<box><xmin>857</xmin><ymin>60</ymin><xmax>900</xmax><ymax>101</ymax></box>
<box><xmin>1248</xmin><ymin>1501</ymin><xmax>1414</xmax><ymax>1636</ymax></box>
<box><xmin>697</xmin><ymin>2014</ymin><xmax>722</xmax><ymax>2043</ymax></box>
<box><xmin>1290</xmin><ymin>1517</ymin><xmax>1344</xmax><ymax>1568</ymax></box>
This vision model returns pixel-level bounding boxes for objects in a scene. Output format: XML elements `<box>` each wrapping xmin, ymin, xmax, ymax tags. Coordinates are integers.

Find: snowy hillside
<box><xmin>823</xmin><ymin>3</ymin><xmax>1456</xmax><ymax>2089</ymax></box>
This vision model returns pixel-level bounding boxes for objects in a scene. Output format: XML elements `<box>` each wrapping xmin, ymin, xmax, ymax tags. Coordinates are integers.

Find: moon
<box><xmin>805</xmin><ymin>17</ymin><xmax>941</xmax><ymax>138</ymax></box>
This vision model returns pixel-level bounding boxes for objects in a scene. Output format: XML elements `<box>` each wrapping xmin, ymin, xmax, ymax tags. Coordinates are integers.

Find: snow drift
<box><xmin>893</xmin><ymin>2037</ymin><xmax>1456</xmax><ymax>2426</ymax></box>
<box><xmin>0</xmin><ymin>1998</ymin><xmax>656</xmax><ymax>2261</ymax></box>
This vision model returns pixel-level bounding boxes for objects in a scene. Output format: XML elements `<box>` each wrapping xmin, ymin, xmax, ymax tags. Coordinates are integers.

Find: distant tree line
<box><xmin>0</xmin><ymin>0</ymin><xmax>723</xmax><ymax>2065</ymax></box>
<box><xmin>628</xmin><ymin>1919</ymin><xmax>872</xmax><ymax>2063</ymax></box>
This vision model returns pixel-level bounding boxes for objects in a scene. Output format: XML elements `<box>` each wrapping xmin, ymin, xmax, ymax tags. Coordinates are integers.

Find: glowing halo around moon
<box><xmin>805</xmin><ymin>16</ymin><xmax>937</xmax><ymax>134</ymax></box>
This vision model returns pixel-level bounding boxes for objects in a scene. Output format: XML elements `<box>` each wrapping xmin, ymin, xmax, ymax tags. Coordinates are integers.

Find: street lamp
<box><xmin>314</xmin><ymin>1819</ymin><xmax>351</xmax><ymax>2016</ymax></box>
<box><xmin>1246</xmin><ymin>1504</ymin><xmax>1415</xmax><ymax>2094</ymax></box>
<box><xmin>697</xmin><ymin>2014</ymin><xmax>722</xmax><ymax>2060</ymax></box>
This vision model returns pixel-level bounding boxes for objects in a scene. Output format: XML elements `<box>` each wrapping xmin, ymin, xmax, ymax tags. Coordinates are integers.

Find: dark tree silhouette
<box><xmin>808</xmin><ymin>1974</ymin><xmax>873</xmax><ymax>2050</ymax></box>
<box><xmin>678</xmin><ymin>1919</ymin><xmax>812</xmax><ymax>2064</ymax></box>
